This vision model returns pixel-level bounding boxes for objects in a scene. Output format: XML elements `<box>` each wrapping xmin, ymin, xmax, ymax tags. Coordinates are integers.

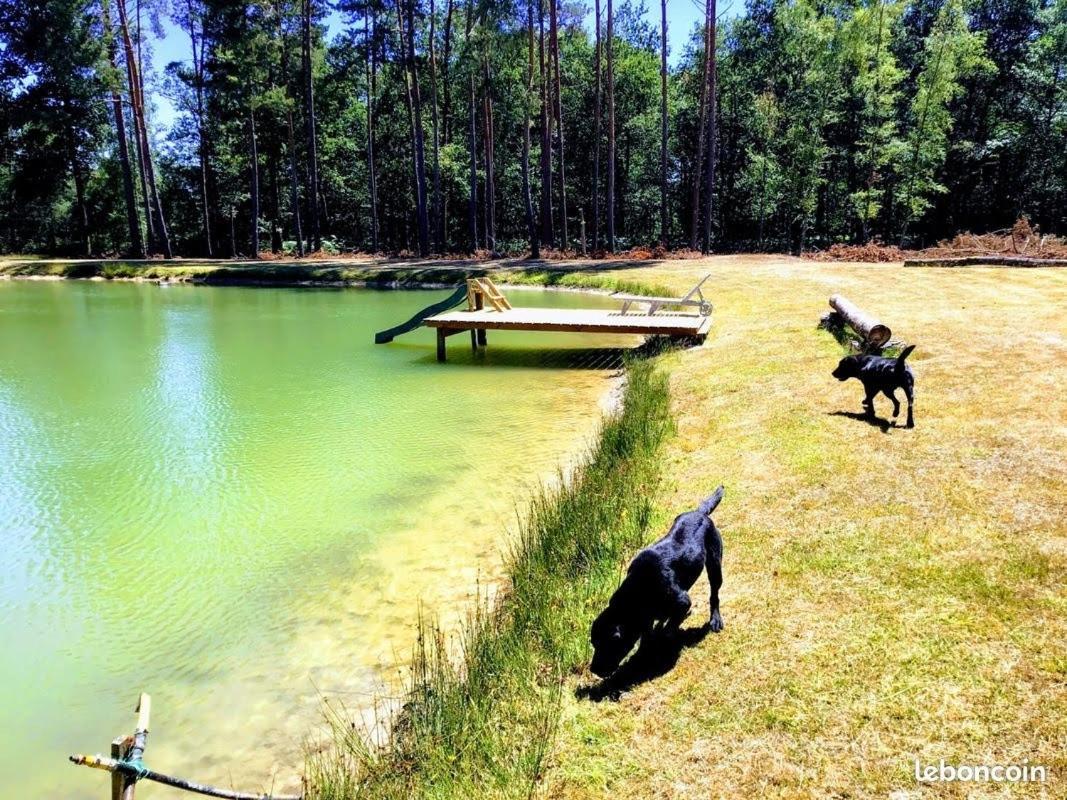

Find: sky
<box><xmin>147</xmin><ymin>0</ymin><xmax>712</xmax><ymax>129</ymax></box>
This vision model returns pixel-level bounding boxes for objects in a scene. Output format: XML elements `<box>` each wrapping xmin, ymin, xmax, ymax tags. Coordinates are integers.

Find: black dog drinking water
<box><xmin>832</xmin><ymin>344</ymin><xmax>916</xmax><ymax>428</ymax></box>
<box><xmin>589</xmin><ymin>486</ymin><xmax>725</xmax><ymax>679</ymax></box>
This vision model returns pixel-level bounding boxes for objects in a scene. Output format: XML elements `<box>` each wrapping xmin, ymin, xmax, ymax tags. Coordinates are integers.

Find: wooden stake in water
<box><xmin>110</xmin><ymin>735</ymin><xmax>132</xmax><ymax>800</ymax></box>
<box><xmin>70</xmin><ymin>692</ymin><xmax>302</xmax><ymax>800</ymax></box>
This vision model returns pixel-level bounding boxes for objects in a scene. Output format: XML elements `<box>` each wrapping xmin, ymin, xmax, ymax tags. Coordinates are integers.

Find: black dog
<box><xmin>589</xmin><ymin>486</ymin><xmax>724</xmax><ymax>678</ymax></box>
<box><xmin>832</xmin><ymin>344</ymin><xmax>916</xmax><ymax>428</ymax></box>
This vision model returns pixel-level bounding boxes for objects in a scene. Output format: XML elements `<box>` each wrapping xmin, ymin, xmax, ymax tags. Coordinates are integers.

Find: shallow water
<box><xmin>0</xmin><ymin>280</ymin><xmax>636</xmax><ymax>798</ymax></box>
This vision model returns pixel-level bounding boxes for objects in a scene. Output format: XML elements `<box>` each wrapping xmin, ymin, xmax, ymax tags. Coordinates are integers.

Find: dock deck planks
<box><xmin>423</xmin><ymin>306</ymin><xmax>711</xmax><ymax>361</ymax></box>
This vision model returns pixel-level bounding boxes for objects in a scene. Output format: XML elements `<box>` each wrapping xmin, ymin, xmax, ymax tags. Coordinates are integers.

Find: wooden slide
<box><xmin>374</xmin><ymin>285</ymin><xmax>469</xmax><ymax>344</ymax></box>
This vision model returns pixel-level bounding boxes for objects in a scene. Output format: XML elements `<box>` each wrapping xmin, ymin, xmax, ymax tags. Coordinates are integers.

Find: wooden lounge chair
<box><xmin>612</xmin><ymin>273</ymin><xmax>712</xmax><ymax>316</ymax></box>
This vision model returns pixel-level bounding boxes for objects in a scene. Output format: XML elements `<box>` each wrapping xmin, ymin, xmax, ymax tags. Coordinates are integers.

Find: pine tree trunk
<box><xmin>119</xmin><ymin>5</ymin><xmax>152</xmax><ymax>252</ymax></box>
<box><xmin>689</xmin><ymin>3</ymin><xmax>712</xmax><ymax>250</ymax></box>
<box><xmin>132</xmin><ymin>119</ymin><xmax>154</xmax><ymax>252</ymax></box>
<box><xmin>758</xmin><ymin>156</ymin><xmax>767</xmax><ymax>248</ymax></box>
<box><xmin>135</xmin><ymin>7</ymin><xmax>170</xmax><ymax>258</ymax></box>
<box><xmin>401</xmin><ymin>0</ymin><xmax>430</xmax><ymax>256</ymax></box>
<box><xmin>861</xmin><ymin>0</ymin><xmax>887</xmax><ymax>242</ymax></box>
<box><xmin>249</xmin><ymin>106</ymin><xmax>260</xmax><ymax>259</ymax></box>
<box><xmin>538</xmin><ymin>0</ymin><xmax>554</xmax><ymax>248</ymax></box>
<box><xmin>102</xmin><ymin>0</ymin><xmax>143</xmax><ymax>257</ymax></box>
<box><xmin>429</xmin><ymin>0</ymin><xmax>443</xmax><ymax>252</ymax></box>
<box><xmin>187</xmin><ymin>1</ymin><xmax>212</xmax><ymax>256</ymax></box>
<box><xmin>483</xmin><ymin>59</ymin><xmax>496</xmax><ymax>252</ymax></box>
<box><xmin>441</xmin><ymin>0</ymin><xmax>455</xmax><ymax>145</ymax></box>
<box><xmin>439</xmin><ymin>0</ymin><xmax>455</xmax><ymax>244</ymax></box>
<box><xmin>279</xmin><ymin>5</ymin><xmax>305</xmax><ymax>258</ymax></box>
<box><xmin>701</xmin><ymin>0</ymin><xmax>717</xmax><ymax>254</ymax></box>
<box><xmin>465</xmin><ymin>1</ymin><xmax>478</xmax><ymax>251</ymax></box>
<box><xmin>229</xmin><ymin>205</ymin><xmax>236</xmax><ymax>257</ymax></box>
<box><xmin>467</xmin><ymin>72</ymin><xmax>479</xmax><ymax>250</ymax></box>
<box><xmin>302</xmin><ymin>0</ymin><xmax>321</xmax><ymax>251</ymax></box>
<box><xmin>550</xmin><ymin>0</ymin><xmax>568</xmax><ymax>249</ymax></box>
<box><xmin>395</xmin><ymin>0</ymin><xmax>417</xmax><ymax>251</ymax></box>
<box><xmin>592</xmin><ymin>0</ymin><xmax>602</xmax><ymax>251</ymax></box>
<box><xmin>269</xmin><ymin>142</ymin><xmax>282</xmax><ymax>253</ymax></box>
<box><xmin>286</xmin><ymin>111</ymin><xmax>305</xmax><ymax>257</ymax></box>
<box><xmin>66</xmin><ymin>121</ymin><xmax>91</xmax><ymax>257</ymax></box>
<box><xmin>622</xmin><ymin>129</ymin><xmax>630</xmax><ymax>233</ymax></box>
<box><xmin>606</xmin><ymin>0</ymin><xmax>616</xmax><ymax>252</ymax></box>
<box><xmin>124</xmin><ymin>32</ymin><xmax>154</xmax><ymax>252</ymax></box>
<box><xmin>659</xmin><ymin>0</ymin><xmax>669</xmax><ymax>247</ymax></box>
<box><xmin>319</xmin><ymin>177</ymin><xmax>330</xmax><ymax>235</ymax></box>
<box><xmin>365</xmin><ymin>5</ymin><xmax>379</xmax><ymax>252</ymax></box>
<box><xmin>116</xmin><ymin>0</ymin><xmax>171</xmax><ymax>258</ymax></box>
<box><xmin>522</xmin><ymin>0</ymin><xmax>540</xmax><ymax>259</ymax></box>
<box><xmin>144</xmin><ymin>153</ymin><xmax>172</xmax><ymax>259</ymax></box>
<box><xmin>265</xmin><ymin>3</ymin><xmax>282</xmax><ymax>256</ymax></box>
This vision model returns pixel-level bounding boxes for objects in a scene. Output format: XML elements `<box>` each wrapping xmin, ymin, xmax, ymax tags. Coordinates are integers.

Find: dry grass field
<box><xmin>542</xmin><ymin>257</ymin><xmax>1066</xmax><ymax>798</ymax></box>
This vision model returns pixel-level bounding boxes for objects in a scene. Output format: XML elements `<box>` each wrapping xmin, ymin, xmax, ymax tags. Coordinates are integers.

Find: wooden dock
<box><xmin>424</xmin><ymin>307</ymin><xmax>711</xmax><ymax>361</ymax></box>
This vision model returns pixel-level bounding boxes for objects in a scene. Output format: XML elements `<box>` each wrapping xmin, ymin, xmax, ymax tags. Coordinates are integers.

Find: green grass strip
<box><xmin>306</xmin><ymin>358</ymin><xmax>673</xmax><ymax>800</ymax></box>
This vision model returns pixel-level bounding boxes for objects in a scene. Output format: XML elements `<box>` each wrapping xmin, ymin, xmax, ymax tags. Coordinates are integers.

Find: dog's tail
<box><xmin>699</xmin><ymin>485</ymin><xmax>725</xmax><ymax>516</ymax></box>
<box><xmin>895</xmin><ymin>344</ymin><xmax>916</xmax><ymax>374</ymax></box>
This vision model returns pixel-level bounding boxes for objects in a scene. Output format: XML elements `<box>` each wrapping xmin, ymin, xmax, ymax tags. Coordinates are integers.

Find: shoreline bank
<box><xmin>0</xmin><ymin>256</ymin><xmax>685</xmax><ymax>297</ymax></box>
<box><xmin>305</xmin><ymin>357</ymin><xmax>674</xmax><ymax>799</ymax></box>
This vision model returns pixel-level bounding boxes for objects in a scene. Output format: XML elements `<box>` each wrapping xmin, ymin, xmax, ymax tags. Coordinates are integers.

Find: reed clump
<box><xmin>306</xmin><ymin>358</ymin><xmax>672</xmax><ymax>800</ymax></box>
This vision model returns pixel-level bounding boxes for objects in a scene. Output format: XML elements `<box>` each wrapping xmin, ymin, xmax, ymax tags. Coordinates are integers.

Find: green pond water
<box><xmin>0</xmin><ymin>280</ymin><xmax>636</xmax><ymax>799</ymax></box>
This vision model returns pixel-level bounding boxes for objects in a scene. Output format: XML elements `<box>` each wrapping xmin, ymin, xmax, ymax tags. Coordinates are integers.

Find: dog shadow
<box><xmin>576</xmin><ymin>623</ymin><xmax>712</xmax><ymax>702</ymax></box>
<box><xmin>828</xmin><ymin>409</ymin><xmax>896</xmax><ymax>433</ymax></box>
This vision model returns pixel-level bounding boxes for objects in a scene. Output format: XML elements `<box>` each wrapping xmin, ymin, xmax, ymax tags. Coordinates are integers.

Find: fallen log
<box><xmin>828</xmin><ymin>294</ymin><xmax>891</xmax><ymax>348</ymax></box>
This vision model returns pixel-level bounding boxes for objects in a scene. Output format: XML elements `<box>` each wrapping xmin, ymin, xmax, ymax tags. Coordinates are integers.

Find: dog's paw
<box><xmin>709</xmin><ymin>611</ymin><xmax>724</xmax><ymax>633</ymax></box>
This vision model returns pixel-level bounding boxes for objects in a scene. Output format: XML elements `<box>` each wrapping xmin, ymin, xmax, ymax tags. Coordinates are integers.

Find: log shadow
<box><xmin>576</xmin><ymin>623</ymin><xmax>712</xmax><ymax>703</ymax></box>
<box><xmin>828</xmin><ymin>409</ymin><xmax>894</xmax><ymax>433</ymax></box>
<box><xmin>817</xmin><ymin>311</ymin><xmax>883</xmax><ymax>355</ymax></box>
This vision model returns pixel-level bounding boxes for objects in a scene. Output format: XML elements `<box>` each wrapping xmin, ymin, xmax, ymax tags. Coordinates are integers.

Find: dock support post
<box><xmin>437</xmin><ymin>328</ymin><xmax>447</xmax><ymax>362</ymax></box>
<box><xmin>469</xmin><ymin>328</ymin><xmax>487</xmax><ymax>351</ymax></box>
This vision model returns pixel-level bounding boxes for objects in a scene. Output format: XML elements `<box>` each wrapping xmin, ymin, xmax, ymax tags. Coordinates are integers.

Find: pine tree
<box><xmin>898</xmin><ymin>0</ymin><xmax>991</xmax><ymax>243</ymax></box>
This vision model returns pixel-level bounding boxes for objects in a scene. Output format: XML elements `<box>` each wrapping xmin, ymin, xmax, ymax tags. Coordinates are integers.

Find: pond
<box><xmin>0</xmin><ymin>280</ymin><xmax>637</xmax><ymax>798</ymax></box>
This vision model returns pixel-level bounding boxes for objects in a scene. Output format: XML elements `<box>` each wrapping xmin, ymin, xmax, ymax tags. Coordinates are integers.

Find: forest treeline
<box><xmin>0</xmin><ymin>0</ymin><xmax>1064</xmax><ymax>259</ymax></box>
